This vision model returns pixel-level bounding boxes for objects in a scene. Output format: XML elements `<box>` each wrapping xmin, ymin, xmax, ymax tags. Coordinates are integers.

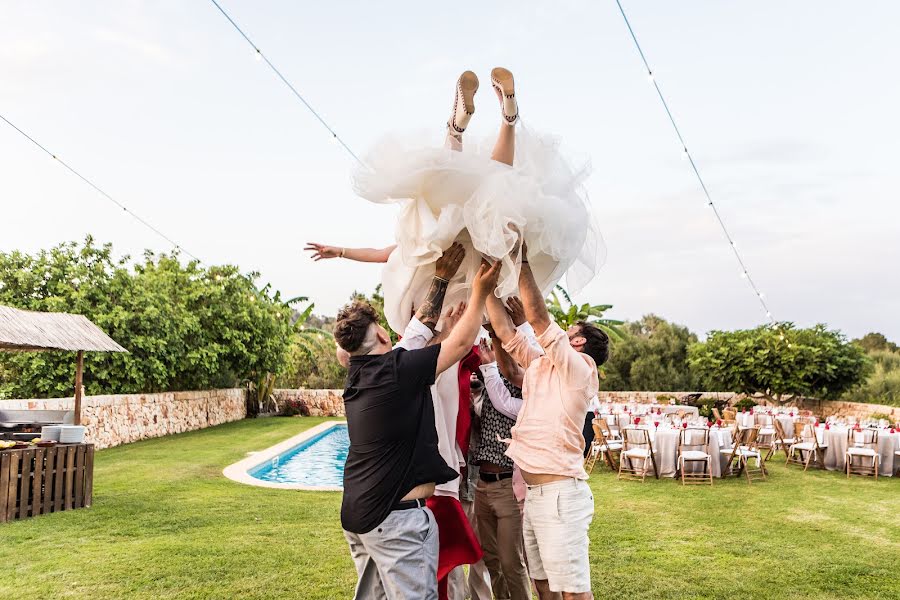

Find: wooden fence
<box><xmin>1</xmin><ymin>444</ymin><xmax>94</xmax><ymax>523</ymax></box>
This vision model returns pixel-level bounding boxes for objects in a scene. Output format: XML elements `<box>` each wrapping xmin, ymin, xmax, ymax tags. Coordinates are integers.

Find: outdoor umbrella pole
<box><xmin>74</xmin><ymin>350</ymin><xmax>84</xmax><ymax>426</ymax></box>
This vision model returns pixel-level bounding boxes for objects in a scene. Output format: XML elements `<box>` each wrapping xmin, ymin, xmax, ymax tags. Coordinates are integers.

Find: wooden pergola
<box><xmin>0</xmin><ymin>305</ymin><xmax>127</xmax><ymax>424</ymax></box>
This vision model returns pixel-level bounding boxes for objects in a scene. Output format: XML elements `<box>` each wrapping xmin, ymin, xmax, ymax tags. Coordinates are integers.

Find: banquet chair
<box><xmin>614</xmin><ymin>413</ymin><xmax>632</xmax><ymax>434</ymax></box>
<box><xmin>788</xmin><ymin>422</ymin><xmax>828</xmax><ymax>471</ymax></box>
<box><xmin>895</xmin><ymin>450</ymin><xmax>900</xmax><ymax>476</ymax></box>
<box><xmin>722</xmin><ymin>408</ymin><xmax>737</xmax><ymax>426</ymax></box>
<box><xmin>677</xmin><ymin>427</ymin><xmax>713</xmax><ymax>486</ymax></box>
<box><xmin>766</xmin><ymin>419</ymin><xmax>797</xmax><ymax>462</ymax></box>
<box><xmin>754</xmin><ymin>414</ymin><xmax>776</xmax><ymax>460</ymax></box>
<box><xmin>721</xmin><ymin>427</ymin><xmax>767</xmax><ymax>484</ymax></box>
<box><xmin>618</xmin><ymin>427</ymin><xmax>658</xmax><ymax>482</ymax></box>
<box><xmin>846</xmin><ymin>428</ymin><xmax>880</xmax><ymax>480</ymax></box>
<box><xmin>596</xmin><ymin>419</ymin><xmax>623</xmax><ymax>471</ymax></box>
<box><xmin>586</xmin><ymin>420</ymin><xmax>622</xmax><ymax>473</ymax></box>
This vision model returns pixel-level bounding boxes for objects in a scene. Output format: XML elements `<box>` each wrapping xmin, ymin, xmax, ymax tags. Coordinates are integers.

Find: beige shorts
<box><xmin>522</xmin><ymin>478</ymin><xmax>594</xmax><ymax>593</ymax></box>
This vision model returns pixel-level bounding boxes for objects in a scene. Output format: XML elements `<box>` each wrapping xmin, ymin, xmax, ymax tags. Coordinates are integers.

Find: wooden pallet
<box><xmin>0</xmin><ymin>443</ymin><xmax>94</xmax><ymax>523</ymax></box>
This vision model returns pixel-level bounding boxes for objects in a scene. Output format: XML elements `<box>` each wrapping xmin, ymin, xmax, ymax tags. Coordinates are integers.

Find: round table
<box><xmin>817</xmin><ymin>426</ymin><xmax>899</xmax><ymax>477</ymax></box>
<box><xmin>619</xmin><ymin>426</ymin><xmax>734</xmax><ymax>478</ymax></box>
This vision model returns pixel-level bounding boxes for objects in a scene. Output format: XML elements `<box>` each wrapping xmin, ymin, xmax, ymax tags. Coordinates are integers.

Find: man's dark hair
<box><xmin>576</xmin><ymin>320</ymin><xmax>610</xmax><ymax>366</ymax></box>
<box><xmin>335</xmin><ymin>301</ymin><xmax>379</xmax><ymax>353</ymax></box>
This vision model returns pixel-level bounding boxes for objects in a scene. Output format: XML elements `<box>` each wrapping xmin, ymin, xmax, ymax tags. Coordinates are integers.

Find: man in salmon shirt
<box><xmin>485</xmin><ymin>244</ymin><xmax>609</xmax><ymax>600</ymax></box>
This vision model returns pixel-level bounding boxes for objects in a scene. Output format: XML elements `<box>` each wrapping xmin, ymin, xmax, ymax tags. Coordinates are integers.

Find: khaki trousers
<box><xmin>474</xmin><ymin>477</ymin><xmax>531</xmax><ymax>600</ymax></box>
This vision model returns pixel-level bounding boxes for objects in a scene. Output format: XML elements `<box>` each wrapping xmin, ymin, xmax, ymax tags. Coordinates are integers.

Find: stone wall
<box><xmin>775</xmin><ymin>398</ymin><xmax>900</xmax><ymax>422</ymax></box>
<box><xmin>2</xmin><ymin>389</ymin><xmax>246</xmax><ymax>449</ymax></box>
<box><xmin>272</xmin><ymin>388</ymin><xmax>899</xmax><ymax>422</ymax></box>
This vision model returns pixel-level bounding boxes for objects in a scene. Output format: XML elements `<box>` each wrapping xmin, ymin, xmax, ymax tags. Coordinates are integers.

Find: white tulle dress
<box><xmin>352</xmin><ymin>124</ymin><xmax>605</xmax><ymax>335</ymax></box>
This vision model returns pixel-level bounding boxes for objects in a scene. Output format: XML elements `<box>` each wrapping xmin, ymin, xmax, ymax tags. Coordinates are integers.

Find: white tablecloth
<box><xmin>619</xmin><ymin>426</ymin><xmax>733</xmax><ymax>478</ymax></box>
<box><xmin>817</xmin><ymin>426</ymin><xmax>898</xmax><ymax>477</ymax></box>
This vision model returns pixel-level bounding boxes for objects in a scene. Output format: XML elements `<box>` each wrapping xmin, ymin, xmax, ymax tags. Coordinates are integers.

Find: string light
<box><xmin>0</xmin><ymin>113</ymin><xmax>202</xmax><ymax>264</ymax></box>
<box><xmin>208</xmin><ymin>0</ymin><xmax>365</xmax><ymax>166</ymax></box>
<box><xmin>614</xmin><ymin>0</ymin><xmax>775</xmax><ymax>324</ymax></box>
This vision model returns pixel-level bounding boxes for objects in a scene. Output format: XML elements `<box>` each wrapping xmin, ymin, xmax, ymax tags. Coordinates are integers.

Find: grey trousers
<box><xmin>344</xmin><ymin>506</ymin><xmax>439</xmax><ymax>600</ymax></box>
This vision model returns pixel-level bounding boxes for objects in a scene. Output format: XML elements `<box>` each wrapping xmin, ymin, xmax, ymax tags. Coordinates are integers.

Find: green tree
<box><xmin>688</xmin><ymin>323</ymin><xmax>871</xmax><ymax>404</ymax></box>
<box><xmin>603</xmin><ymin>315</ymin><xmax>700</xmax><ymax>391</ymax></box>
<box><xmin>546</xmin><ymin>286</ymin><xmax>624</xmax><ymax>340</ymax></box>
<box><xmin>0</xmin><ymin>237</ymin><xmax>295</xmax><ymax>398</ymax></box>
<box><xmin>350</xmin><ymin>284</ymin><xmax>398</xmax><ymax>344</ymax></box>
<box><xmin>853</xmin><ymin>332</ymin><xmax>898</xmax><ymax>354</ymax></box>
<box><xmin>281</xmin><ymin>326</ymin><xmax>346</xmax><ymax>390</ymax></box>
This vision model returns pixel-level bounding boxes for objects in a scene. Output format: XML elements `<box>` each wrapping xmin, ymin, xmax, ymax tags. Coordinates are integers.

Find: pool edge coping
<box><xmin>223</xmin><ymin>420</ymin><xmax>345</xmax><ymax>491</ymax></box>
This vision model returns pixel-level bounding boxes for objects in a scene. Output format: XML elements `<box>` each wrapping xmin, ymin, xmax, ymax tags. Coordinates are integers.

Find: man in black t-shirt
<box><xmin>335</xmin><ymin>257</ymin><xmax>501</xmax><ymax>600</ymax></box>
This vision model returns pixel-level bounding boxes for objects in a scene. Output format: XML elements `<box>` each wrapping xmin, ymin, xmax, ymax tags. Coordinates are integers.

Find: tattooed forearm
<box><xmin>415</xmin><ymin>277</ymin><xmax>450</xmax><ymax>332</ymax></box>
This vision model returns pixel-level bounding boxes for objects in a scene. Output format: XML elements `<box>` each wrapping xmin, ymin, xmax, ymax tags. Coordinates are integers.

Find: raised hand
<box><xmin>506</xmin><ymin>296</ymin><xmax>527</xmax><ymax>327</ymax></box>
<box><xmin>478</xmin><ymin>338</ymin><xmax>496</xmax><ymax>365</ymax></box>
<box><xmin>435</xmin><ymin>243</ymin><xmax>466</xmax><ymax>280</ymax></box>
<box><xmin>441</xmin><ymin>302</ymin><xmax>467</xmax><ymax>334</ymax></box>
<box><xmin>305</xmin><ymin>242</ymin><xmax>341</xmax><ymax>261</ymax></box>
<box><xmin>472</xmin><ymin>259</ymin><xmax>502</xmax><ymax>301</ymax></box>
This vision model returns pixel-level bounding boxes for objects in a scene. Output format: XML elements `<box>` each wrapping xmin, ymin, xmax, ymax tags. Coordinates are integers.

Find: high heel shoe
<box><xmin>490</xmin><ymin>67</ymin><xmax>518</xmax><ymax>126</ymax></box>
<box><xmin>447</xmin><ymin>70</ymin><xmax>479</xmax><ymax>136</ymax></box>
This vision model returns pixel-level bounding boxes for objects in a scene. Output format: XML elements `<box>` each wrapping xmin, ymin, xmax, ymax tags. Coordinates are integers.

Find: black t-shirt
<box><xmin>340</xmin><ymin>344</ymin><xmax>458</xmax><ymax>534</ymax></box>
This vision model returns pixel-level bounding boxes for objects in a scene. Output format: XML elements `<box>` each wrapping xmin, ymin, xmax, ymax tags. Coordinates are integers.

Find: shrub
<box><xmin>280</xmin><ymin>398</ymin><xmax>310</xmax><ymax>417</ymax></box>
<box><xmin>733</xmin><ymin>398</ymin><xmax>758</xmax><ymax>411</ymax></box>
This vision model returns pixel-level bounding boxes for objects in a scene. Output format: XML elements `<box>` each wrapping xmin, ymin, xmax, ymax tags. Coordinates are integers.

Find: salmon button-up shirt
<box><xmin>502</xmin><ymin>321</ymin><xmax>599</xmax><ymax>480</ymax></box>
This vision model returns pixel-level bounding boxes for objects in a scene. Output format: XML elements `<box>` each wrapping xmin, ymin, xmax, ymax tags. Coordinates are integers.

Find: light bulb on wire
<box><xmin>255</xmin><ymin>48</ymin><xmax>262</xmax><ymax>61</ymax></box>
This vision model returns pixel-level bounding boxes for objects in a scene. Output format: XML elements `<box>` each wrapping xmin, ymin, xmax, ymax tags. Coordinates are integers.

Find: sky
<box><xmin>1</xmin><ymin>0</ymin><xmax>899</xmax><ymax>341</ymax></box>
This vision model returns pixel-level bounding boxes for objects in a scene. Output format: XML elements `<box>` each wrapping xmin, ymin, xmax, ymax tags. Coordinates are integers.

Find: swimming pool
<box><xmin>250</xmin><ymin>424</ymin><xmax>348</xmax><ymax>488</ymax></box>
<box><xmin>223</xmin><ymin>421</ymin><xmax>348</xmax><ymax>491</ymax></box>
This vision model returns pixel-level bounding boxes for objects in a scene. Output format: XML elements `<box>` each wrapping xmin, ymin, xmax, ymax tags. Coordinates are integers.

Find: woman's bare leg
<box><xmin>489</xmin><ymin>67</ymin><xmax>518</xmax><ymax>166</ymax></box>
<box><xmin>490</xmin><ymin>122</ymin><xmax>515</xmax><ymax>166</ymax></box>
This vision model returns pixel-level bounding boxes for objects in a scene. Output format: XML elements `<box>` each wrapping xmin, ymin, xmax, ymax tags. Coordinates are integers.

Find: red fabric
<box><xmin>426</xmin><ymin>495</ymin><xmax>483</xmax><ymax>598</ymax></box>
<box><xmin>456</xmin><ymin>347</ymin><xmax>481</xmax><ymax>457</ymax></box>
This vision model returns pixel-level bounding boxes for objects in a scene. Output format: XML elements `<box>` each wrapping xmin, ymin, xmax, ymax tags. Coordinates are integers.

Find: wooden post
<box><xmin>74</xmin><ymin>350</ymin><xmax>84</xmax><ymax>426</ymax></box>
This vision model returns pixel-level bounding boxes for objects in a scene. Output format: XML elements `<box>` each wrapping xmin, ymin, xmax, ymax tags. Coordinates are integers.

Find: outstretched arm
<box><xmin>305</xmin><ymin>242</ymin><xmax>397</xmax><ymax>263</ymax></box>
<box><xmin>517</xmin><ymin>245</ymin><xmax>552</xmax><ymax>335</ymax></box>
<box><xmin>436</xmin><ymin>261</ymin><xmax>502</xmax><ymax>375</ymax></box>
<box><xmin>485</xmin><ymin>294</ymin><xmax>516</xmax><ymax>344</ymax></box>
<box><xmin>479</xmin><ymin>338</ymin><xmax>524</xmax><ymax>418</ymax></box>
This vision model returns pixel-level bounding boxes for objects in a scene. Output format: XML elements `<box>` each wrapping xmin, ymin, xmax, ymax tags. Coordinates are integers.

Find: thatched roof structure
<box><xmin>0</xmin><ymin>305</ymin><xmax>126</xmax><ymax>352</ymax></box>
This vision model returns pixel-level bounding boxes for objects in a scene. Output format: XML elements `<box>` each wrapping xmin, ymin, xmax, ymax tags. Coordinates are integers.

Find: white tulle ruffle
<box><xmin>352</xmin><ymin>124</ymin><xmax>605</xmax><ymax>335</ymax></box>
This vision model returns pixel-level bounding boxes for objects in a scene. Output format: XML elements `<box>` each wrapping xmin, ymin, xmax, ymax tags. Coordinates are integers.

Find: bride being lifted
<box><xmin>307</xmin><ymin>67</ymin><xmax>604</xmax><ymax>334</ymax></box>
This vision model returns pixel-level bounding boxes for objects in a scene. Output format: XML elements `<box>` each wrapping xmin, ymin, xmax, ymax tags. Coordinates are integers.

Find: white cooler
<box><xmin>58</xmin><ymin>425</ymin><xmax>86</xmax><ymax>444</ymax></box>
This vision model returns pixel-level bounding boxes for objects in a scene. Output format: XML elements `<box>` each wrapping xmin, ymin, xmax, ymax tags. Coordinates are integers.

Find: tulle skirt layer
<box><xmin>352</xmin><ymin>124</ymin><xmax>605</xmax><ymax>334</ymax></box>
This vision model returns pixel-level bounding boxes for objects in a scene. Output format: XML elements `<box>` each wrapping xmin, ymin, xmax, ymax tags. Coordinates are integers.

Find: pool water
<box><xmin>249</xmin><ymin>424</ymin><xmax>349</xmax><ymax>488</ymax></box>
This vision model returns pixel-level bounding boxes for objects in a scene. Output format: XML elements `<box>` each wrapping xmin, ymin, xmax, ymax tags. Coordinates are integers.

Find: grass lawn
<box><xmin>1</xmin><ymin>417</ymin><xmax>898</xmax><ymax>599</ymax></box>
